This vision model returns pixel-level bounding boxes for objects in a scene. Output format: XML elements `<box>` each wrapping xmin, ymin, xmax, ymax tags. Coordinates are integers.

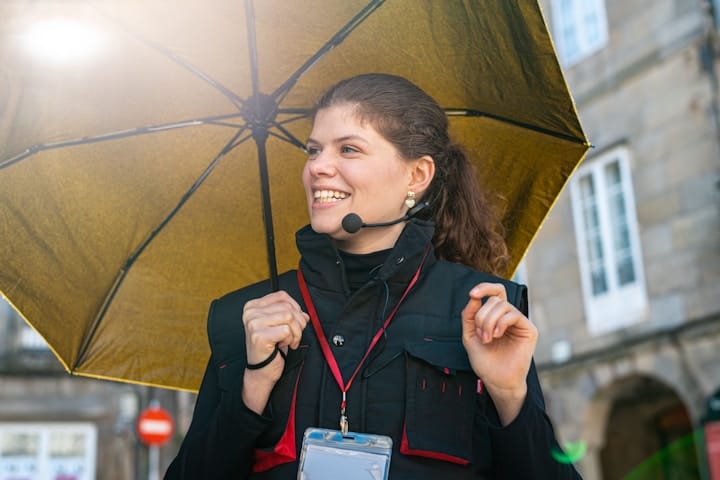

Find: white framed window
<box><xmin>551</xmin><ymin>0</ymin><xmax>609</xmax><ymax>66</ymax></box>
<box><xmin>570</xmin><ymin>146</ymin><xmax>647</xmax><ymax>334</ymax></box>
<box><xmin>0</xmin><ymin>423</ymin><xmax>97</xmax><ymax>480</ymax></box>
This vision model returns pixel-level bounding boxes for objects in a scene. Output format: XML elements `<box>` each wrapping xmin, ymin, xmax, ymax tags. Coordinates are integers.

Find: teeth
<box><xmin>313</xmin><ymin>190</ymin><xmax>348</xmax><ymax>202</ymax></box>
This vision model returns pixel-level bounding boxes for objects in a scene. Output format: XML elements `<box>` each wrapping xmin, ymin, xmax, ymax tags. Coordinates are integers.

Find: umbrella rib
<box><xmin>275</xmin><ymin>109</ymin><xmax>312</xmax><ymax>125</ymax></box>
<box><xmin>0</xmin><ymin>113</ymin><xmax>246</xmax><ymax>170</ymax></box>
<box><xmin>269</xmin><ymin>122</ymin><xmax>307</xmax><ymax>151</ymax></box>
<box><xmin>157</xmin><ymin>52</ymin><xmax>246</xmax><ymax>111</ymax></box>
<box><xmin>271</xmin><ymin>107</ymin><xmax>588</xmax><ymax>146</ymax></box>
<box><xmin>73</xmin><ymin>126</ymin><xmax>251</xmax><ymax>371</ymax></box>
<box><xmin>444</xmin><ymin>108</ymin><xmax>588</xmax><ymax>145</ymax></box>
<box><xmin>277</xmin><ymin>108</ymin><xmax>312</xmax><ymax>116</ymax></box>
<box><xmin>270</xmin><ymin>0</ymin><xmax>386</xmax><ymax>104</ymax></box>
<box><xmin>228</xmin><ymin>131</ymin><xmax>254</xmax><ymax>151</ymax></box>
<box><xmin>102</xmin><ymin>9</ymin><xmax>246</xmax><ymax>111</ymax></box>
<box><xmin>244</xmin><ymin>0</ymin><xmax>261</xmax><ymax>99</ymax></box>
<box><xmin>206</xmin><ymin>120</ymin><xmax>248</xmax><ymax>129</ymax></box>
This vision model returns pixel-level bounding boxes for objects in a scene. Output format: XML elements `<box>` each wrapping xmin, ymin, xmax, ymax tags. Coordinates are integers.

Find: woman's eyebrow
<box><xmin>306</xmin><ymin>134</ymin><xmax>368</xmax><ymax>145</ymax></box>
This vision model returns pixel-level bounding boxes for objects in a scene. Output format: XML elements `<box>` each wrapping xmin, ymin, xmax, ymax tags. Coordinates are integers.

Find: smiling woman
<box><xmin>22</xmin><ymin>19</ymin><xmax>104</xmax><ymax>62</ymax></box>
<box><xmin>166</xmin><ymin>73</ymin><xmax>583</xmax><ymax>480</ymax></box>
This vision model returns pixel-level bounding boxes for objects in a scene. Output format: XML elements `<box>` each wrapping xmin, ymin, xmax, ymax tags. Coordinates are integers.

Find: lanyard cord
<box><xmin>297</xmin><ymin>247</ymin><xmax>429</xmax><ymax>410</ymax></box>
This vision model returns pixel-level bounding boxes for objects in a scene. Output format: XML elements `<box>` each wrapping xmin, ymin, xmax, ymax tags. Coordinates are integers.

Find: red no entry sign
<box><xmin>137</xmin><ymin>406</ymin><xmax>174</xmax><ymax>446</ymax></box>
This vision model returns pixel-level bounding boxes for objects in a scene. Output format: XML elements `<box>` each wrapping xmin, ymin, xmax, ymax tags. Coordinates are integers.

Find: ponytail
<box><xmin>425</xmin><ymin>143</ymin><xmax>509</xmax><ymax>275</ymax></box>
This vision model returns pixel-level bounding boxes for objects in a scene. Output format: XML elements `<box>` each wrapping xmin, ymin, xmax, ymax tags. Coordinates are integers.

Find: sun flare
<box><xmin>22</xmin><ymin>19</ymin><xmax>104</xmax><ymax>62</ymax></box>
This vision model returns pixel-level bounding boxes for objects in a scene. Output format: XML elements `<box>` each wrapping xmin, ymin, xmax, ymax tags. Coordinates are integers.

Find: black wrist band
<box><xmin>246</xmin><ymin>346</ymin><xmax>280</xmax><ymax>370</ymax></box>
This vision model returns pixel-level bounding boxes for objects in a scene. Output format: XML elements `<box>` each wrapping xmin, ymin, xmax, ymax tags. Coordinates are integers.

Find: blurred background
<box><xmin>1</xmin><ymin>0</ymin><xmax>719</xmax><ymax>478</ymax></box>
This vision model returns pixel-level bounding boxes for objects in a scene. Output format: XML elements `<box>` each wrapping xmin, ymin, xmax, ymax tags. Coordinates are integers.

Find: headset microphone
<box><xmin>341</xmin><ymin>201</ymin><xmax>430</xmax><ymax>234</ymax></box>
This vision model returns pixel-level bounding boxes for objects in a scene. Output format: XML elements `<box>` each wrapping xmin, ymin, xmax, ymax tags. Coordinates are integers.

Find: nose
<box><xmin>306</xmin><ymin>149</ymin><xmax>336</xmax><ymax>177</ymax></box>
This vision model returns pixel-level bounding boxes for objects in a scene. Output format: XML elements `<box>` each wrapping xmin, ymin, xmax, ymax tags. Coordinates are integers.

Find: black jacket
<box><xmin>166</xmin><ymin>221</ymin><xmax>582</xmax><ymax>479</ymax></box>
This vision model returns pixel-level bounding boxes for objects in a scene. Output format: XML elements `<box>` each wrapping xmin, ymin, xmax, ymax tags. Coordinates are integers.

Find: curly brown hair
<box><xmin>314</xmin><ymin>73</ymin><xmax>509</xmax><ymax>275</ymax></box>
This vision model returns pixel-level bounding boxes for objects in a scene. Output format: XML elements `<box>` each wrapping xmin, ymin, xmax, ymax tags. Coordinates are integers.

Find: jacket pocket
<box><xmin>401</xmin><ymin>339</ymin><xmax>479</xmax><ymax>465</ymax></box>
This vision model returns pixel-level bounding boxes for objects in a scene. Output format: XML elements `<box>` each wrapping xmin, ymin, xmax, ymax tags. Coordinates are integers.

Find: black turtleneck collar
<box><xmin>337</xmin><ymin>248</ymin><xmax>392</xmax><ymax>293</ymax></box>
<box><xmin>295</xmin><ymin>219</ymin><xmax>437</xmax><ymax>296</ymax></box>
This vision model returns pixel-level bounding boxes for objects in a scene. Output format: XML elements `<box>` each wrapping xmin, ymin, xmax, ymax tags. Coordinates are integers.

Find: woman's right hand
<box><xmin>242</xmin><ymin>290</ymin><xmax>309</xmax><ymax>383</ymax></box>
<box><xmin>242</xmin><ymin>291</ymin><xmax>309</xmax><ymax>414</ymax></box>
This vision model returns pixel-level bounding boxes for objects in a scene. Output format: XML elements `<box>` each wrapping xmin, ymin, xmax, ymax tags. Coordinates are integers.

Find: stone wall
<box><xmin>532</xmin><ymin>0</ymin><xmax>720</xmax><ymax>478</ymax></box>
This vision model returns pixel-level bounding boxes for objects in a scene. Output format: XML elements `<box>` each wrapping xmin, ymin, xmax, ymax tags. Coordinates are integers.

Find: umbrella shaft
<box><xmin>253</xmin><ymin>126</ymin><xmax>279</xmax><ymax>291</ymax></box>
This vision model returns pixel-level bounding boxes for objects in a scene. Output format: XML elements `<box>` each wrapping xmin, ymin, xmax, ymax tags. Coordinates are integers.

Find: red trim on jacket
<box><xmin>400</xmin><ymin>422</ymin><xmax>470</xmax><ymax>466</ymax></box>
<box><xmin>251</xmin><ymin>363</ymin><xmax>303</xmax><ymax>473</ymax></box>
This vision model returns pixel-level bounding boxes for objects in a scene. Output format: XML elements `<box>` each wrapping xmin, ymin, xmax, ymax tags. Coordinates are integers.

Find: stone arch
<box><xmin>582</xmin><ymin>372</ymin><xmax>700</xmax><ymax>479</ymax></box>
<box><xmin>573</xmin><ymin>350</ymin><xmax>706</xmax><ymax>480</ymax></box>
<box><xmin>630</xmin><ymin>345</ymin><xmax>706</xmax><ymax>424</ymax></box>
<box><xmin>580</xmin><ymin>344</ymin><xmax>706</xmax><ymax>448</ymax></box>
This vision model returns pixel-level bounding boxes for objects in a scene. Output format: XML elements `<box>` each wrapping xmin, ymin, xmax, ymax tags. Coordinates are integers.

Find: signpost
<box><xmin>137</xmin><ymin>402</ymin><xmax>174</xmax><ymax>480</ymax></box>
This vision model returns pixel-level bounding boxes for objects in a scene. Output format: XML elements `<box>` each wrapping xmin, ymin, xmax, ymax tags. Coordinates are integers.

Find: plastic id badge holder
<box><xmin>298</xmin><ymin>428</ymin><xmax>392</xmax><ymax>480</ymax></box>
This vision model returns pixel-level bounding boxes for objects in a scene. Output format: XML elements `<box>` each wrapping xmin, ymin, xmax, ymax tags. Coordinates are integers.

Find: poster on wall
<box><xmin>0</xmin><ymin>424</ymin><xmax>96</xmax><ymax>480</ymax></box>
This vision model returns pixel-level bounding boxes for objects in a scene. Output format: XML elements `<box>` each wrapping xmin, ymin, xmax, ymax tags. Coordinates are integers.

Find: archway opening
<box><xmin>600</xmin><ymin>375</ymin><xmax>700</xmax><ymax>479</ymax></box>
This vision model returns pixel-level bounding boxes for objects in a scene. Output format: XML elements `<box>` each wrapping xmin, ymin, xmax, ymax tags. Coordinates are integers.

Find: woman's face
<box><xmin>303</xmin><ymin>104</ymin><xmax>414</xmax><ymax>253</ymax></box>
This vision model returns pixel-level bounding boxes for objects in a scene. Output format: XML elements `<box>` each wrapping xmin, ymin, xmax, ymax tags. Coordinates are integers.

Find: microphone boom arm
<box><xmin>341</xmin><ymin>201</ymin><xmax>430</xmax><ymax>234</ymax></box>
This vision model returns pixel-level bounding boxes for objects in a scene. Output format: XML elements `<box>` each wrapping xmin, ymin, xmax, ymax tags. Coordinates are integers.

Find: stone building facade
<box><xmin>532</xmin><ymin>0</ymin><xmax>720</xmax><ymax>478</ymax></box>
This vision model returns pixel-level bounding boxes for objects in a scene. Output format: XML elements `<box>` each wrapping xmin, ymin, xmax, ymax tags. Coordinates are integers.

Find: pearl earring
<box><xmin>405</xmin><ymin>191</ymin><xmax>416</xmax><ymax>209</ymax></box>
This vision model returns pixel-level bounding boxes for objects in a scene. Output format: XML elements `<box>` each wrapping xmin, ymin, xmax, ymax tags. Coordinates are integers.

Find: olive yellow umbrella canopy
<box><xmin>0</xmin><ymin>0</ymin><xmax>589</xmax><ymax>391</ymax></box>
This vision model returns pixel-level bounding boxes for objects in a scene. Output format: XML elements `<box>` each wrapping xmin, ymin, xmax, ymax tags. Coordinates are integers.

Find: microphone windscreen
<box><xmin>341</xmin><ymin>213</ymin><xmax>364</xmax><ymax>233</ymax></box>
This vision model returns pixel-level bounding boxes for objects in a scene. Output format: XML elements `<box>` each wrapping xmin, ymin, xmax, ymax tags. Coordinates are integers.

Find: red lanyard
<box><xmin>296</xmin><ymin>248</ymin><xmax>428</xmax><ymax>434</ymax></box>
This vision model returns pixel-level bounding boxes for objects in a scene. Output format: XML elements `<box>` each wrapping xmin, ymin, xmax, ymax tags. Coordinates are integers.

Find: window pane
<box><xmin>580</xmin><ymin>173</ymin><xmax>595</xmax><ymax>196</ymax></box>
<box><xmin>579</xmin><ymin>174</ymin><xmax>607</xmax><ymax>295</ymax></box>
<box><xmin>583</xmin><ymin>6</ymin><xmax>602</xmax><ymax>47</ymax></box>
<box><xmin>562</xmin><ymin>27</ymin><xmax>579</xmax><ymax>62</ymax></box>
<box><xmin>554</xmin><ymin>0</ymin><xmax>607</xmax><ymax>64</ymax></box>
<box><xmin>591</xmin><ymin>266</ymin><xmax>608</xmax><ymax>294</ymax></box>
<box><xmin>614</xmin><ymin>223</ymin><xmax>631</xmax><ymax>251</ymax></box>
<box><xmin>604</xmin><ymin>161</ymin><xmax>637</xmax><ymax>287</ymax></box>
<box><xmin>610</xmin><ymin>192</ymin><xmax>628</xmax><ymax>227</ymax></box>
<box><xmin>617</xmin><ymin>251</ymin><xmax>636</xmax><ymax>285</ymax></box>
<box><xmin>605</xmin><ymin>158</ymin><xmax>621</xmax><ymax>185</ymax></box>
<box><xmin>555</xmin><ymin>0</ymin><xmax>580</xmax><ymax>63</ymax></box>
<box><xmin>588</xmin><ymin>235</ymin><xmax>604</xmax><ymax>262</ymax></box>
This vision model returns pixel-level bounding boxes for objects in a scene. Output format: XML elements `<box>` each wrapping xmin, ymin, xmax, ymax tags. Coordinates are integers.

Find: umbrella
<box><xmin>0</xmin><ymin>0</ymin><xmax>589</xmax><ymax>391</ymax></box>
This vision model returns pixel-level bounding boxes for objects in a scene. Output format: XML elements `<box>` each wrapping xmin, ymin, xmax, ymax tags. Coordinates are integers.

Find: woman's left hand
<box><xmin>461</xmin><ymin>282</ymin><xmax>538</xmax><ymax>424</ymax></box>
